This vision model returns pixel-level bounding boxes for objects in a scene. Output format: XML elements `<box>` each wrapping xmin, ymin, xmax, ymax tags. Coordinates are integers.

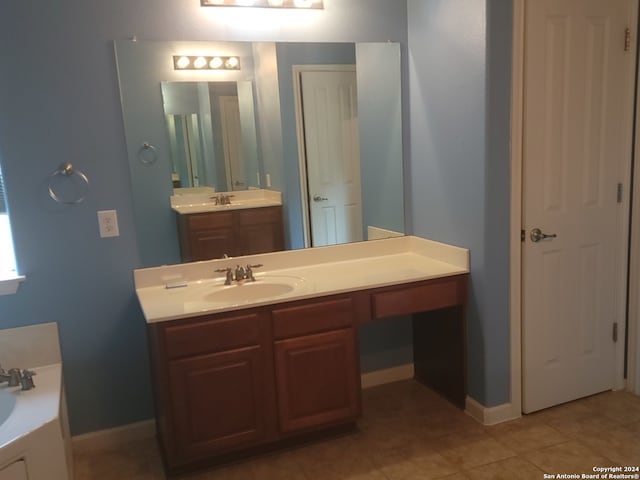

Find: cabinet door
<box><xmin>189</xmin><ymin>227</ymin><xmax>235</xmax><ymax>261</ymax></box>
<box><xmin>168</xmin><ymin>346</ymin><xmax>270</xmax><ymax>461</ymax></box>
<box><xmin>236</xmin><ymin>207</ymin><xmax>284</xmax><ymax>256</ymax></box>
<box><xmin>274</xmin><ymin>328</ymin><xmax>360</xmax><ymax>434</ymax></box>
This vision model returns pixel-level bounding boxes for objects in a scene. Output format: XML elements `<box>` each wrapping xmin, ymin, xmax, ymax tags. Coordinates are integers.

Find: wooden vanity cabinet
<box><xmin>147</xmin><ymin>275</ymin><xmax>469</xmax><ymax>473</ymax></box>
<box><xmin>148</xmin><ymin>295</ymin><xmax>361</xmax><ymax>472</ymax></box>
<box><xmin>177</xmin><ymin>206</ymin><xmax>284</xmax><ymax>262</ymax></box>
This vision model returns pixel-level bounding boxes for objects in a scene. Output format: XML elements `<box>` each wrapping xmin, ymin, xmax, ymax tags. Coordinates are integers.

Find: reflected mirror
<box><xmin>162</xmin><ymin>80</ymin><xmax>260</xmax><ymax>192</ymax></box>
<box><xmin>115</xmin><ymin>40</ymin><xmax>404</xmax><ymax>268</ymax></box>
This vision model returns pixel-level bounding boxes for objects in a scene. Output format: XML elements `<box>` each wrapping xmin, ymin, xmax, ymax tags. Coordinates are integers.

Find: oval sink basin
<box><xmin>0</xmin><ymin>390</ymin><xmax>16</xmax><ymax>428</ymax></box>
<box><xmin>204</xmin><ymin>282</ymin><xmax>294</xmax><ymax>304</ymax></box>
<box><xmin>185</xmin><ymin>274</ymin><xmax>308</xmax><ymax>310</ymax></box>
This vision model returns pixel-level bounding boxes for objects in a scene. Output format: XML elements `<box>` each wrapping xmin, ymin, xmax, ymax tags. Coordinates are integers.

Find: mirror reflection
<box><xmin>115</xmin><ymin>40</ymin><xmax>405</xmax><ymax>268</ymax></box>
<box><xmin>162</xmin><ymin>81</ymin><xmax>260</xmax><ymax>192</ymax></box>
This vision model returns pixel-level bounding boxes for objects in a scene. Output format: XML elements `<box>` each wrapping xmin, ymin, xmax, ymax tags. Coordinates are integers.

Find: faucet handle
<box><xmin>20</xmin><ymin>369</ymin><xmax>36</xmax><ymax>391</ymax></box>
<box><xmin>245</xmin><ymin>264</ymin><xmax>263</xmax><ymax>282</ymax></box>
<box><xmin>215</xmin><ymin>267</ymin><xmax>233</xmax><ymax>285</ymax></box>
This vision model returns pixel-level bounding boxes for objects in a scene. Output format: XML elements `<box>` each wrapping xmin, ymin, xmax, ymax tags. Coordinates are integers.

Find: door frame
<box><xmin>292</xmin><ymin>64</ymin><xmax>358</xmax><ymax>248</ymax></box>
<box><xmin>509</xmin><ymin>0</ymin><xmax>640</xmax><ymax>417</ymax></box>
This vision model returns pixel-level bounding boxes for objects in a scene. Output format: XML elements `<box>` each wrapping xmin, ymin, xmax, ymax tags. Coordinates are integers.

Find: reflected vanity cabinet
<box><xmin>177</xmin><ymin>206</ymin><xmax>285</xmax><ymax>262</ymax></box>
<box><xmin>147</xmin><ymin>294</ymin><xmax>361</xmax><ymax>472</ymax></box>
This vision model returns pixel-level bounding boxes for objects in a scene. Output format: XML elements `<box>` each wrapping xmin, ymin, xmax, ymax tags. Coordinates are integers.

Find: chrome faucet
<box><xmin>0</xmin><ymin>365</ymin><xmax>36</xmax><ymax>390</ymax></box>
<box><xmin>215</xmin><ymin>264</ymin><xmax>263</xmax><ymax>285</ymax></box>
<box><xmin>209</xmin><ymin>194</ymin><xmax>234</xmax><ymax>206</ymax></box>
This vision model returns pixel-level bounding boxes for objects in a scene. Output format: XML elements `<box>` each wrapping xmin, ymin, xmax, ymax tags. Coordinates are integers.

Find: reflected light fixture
<box><xmin>201</xmin><ymin>0</ymin><xmax>323</xmax><ymax>8</ymax></box>
<box><xmin>173</xmin><ymin>55</ymin><xmax>241</xmax><ymax>71</ymax></box>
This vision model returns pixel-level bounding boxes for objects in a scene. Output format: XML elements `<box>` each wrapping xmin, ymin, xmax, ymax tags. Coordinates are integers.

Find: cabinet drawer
<box><xmin>237</xmin><ymin>206</ymin><xmax>281</xmax><ymax>226</ymax></box>
<box><xmin>164</xmin><ymin>313</ymin><xmax>262</xmax><ymax>359</ymax></box>
<box><xmin>187</xmin><ymin>212</ymin><xmax>234</xmax><ymax>230</ymax></box>
<box><xmin>371</xmin><ymin>278</ymin><xmax>463</xmax><ymax>319</ymax></box>
<box><xmin>272</xmin><ymin>297</ymin><xmax>354</xmax><ymax>339</ymax></box>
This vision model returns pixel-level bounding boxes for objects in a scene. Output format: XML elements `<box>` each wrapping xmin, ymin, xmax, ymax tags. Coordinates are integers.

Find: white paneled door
<box><xmin>522</xmin><ymin>0</ymin><xmax>636</xmax><ymax>412</ymax></box>
<box><xmin>300</xmin><ymin>68</ymin><xmax>363</xmax><ymax>247</ymax></box>
<box><xmin>219</xmin><ymin>96</ymin><xmax>246</xmax><ymax>191</ymax></box>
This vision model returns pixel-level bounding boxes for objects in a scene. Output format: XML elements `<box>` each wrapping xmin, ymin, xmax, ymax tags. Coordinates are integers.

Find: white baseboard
<box><xmin>465</xmin><ymin>396</ymin><xmax>521</xmax><ymax>425</ymax></box>
<box><xmin>360</xmin><ymin>363</ymin><xmax>414</xmax><ymax>389</ymax></box>
<box><xmin>71</xmin><ymin>419</ymin><xmax>156</xmax><ymax>454</ymax></box>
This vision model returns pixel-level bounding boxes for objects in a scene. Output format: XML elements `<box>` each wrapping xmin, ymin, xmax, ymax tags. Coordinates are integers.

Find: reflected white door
<box><xmin>522</xmin><ymin>0</ymin><xmax>636</xmax><ymax>412</ymax></box>
<box><xmin>300</xmin><ymin>69</ymin><xmax>363</xmax><ymax>247</ymax></box>
<box><xmin>219</xmin><ymin>96</ymin><xmax>246</xmax><ymax>191</ymax></box>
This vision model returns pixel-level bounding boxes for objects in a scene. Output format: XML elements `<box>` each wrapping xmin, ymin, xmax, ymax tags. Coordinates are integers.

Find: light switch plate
<box><xmin>97</xmin><ymin>210</ymin><xmax>120</xmax><ymax>238</ymax></box>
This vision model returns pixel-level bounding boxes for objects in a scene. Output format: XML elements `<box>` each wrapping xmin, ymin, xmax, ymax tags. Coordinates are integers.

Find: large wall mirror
<box><xmin>115</xmin><ymin>40</ymin><xmax>404</xmax><ymax>268</ymax></box>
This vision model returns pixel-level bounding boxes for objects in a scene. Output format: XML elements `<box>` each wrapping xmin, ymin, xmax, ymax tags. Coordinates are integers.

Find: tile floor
<box><xmin>73</xmin><ymin>380</ymin><xmax>640</xmax><ymax>480</ymax></box>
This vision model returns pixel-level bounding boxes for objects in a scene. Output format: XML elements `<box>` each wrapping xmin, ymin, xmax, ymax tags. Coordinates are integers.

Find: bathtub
<box><xmin>0</xmin><ymin>363</ymin><xmax>71</xmax><ymax>480</ymax></box>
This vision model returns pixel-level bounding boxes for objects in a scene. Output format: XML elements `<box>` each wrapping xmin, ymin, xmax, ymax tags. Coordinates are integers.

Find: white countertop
<box><xmin>135</xmin><ymin>236</ymin><xmax>469</xmax><ymax>324</ymax></box>
<box><xmin>171</xmin><ymin>189</ymin><xmax>282</xmax><ymax>215</ymax></box>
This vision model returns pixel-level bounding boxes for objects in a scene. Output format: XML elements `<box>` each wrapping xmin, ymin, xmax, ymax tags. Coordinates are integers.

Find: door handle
<box><xmin>313</xmin><ymin>195</ymin><xmax>328</xmax><ymax>202</ymax></box>
<box><xmin>530</xmin><ymin>228</ymin><xmax>557</xmax><ymax>243</ymax></box>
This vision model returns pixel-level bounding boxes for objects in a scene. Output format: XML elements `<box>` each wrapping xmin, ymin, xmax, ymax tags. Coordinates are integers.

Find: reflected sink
<box><xmin>186</xmin><ymin>274</ymin><xmax>307</xmax><ymax>310</ymax></box>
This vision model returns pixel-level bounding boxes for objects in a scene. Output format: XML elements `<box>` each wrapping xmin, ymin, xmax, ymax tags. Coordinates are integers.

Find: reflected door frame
<box><xmin>292</xmin><ymin>64</ymin><xmax>361</xmax><ymax>248</ymax></box>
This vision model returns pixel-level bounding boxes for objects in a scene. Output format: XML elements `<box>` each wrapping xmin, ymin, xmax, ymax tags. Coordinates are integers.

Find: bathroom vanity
<box><xmin>135</xmin><ymin>236</ymin><xmax>469</xmax><ymax>473</ymax></box>
<box><xmin>172</xmin><ymin>190</ymin><xmax>285</xmax><ymax>262</ymax></box>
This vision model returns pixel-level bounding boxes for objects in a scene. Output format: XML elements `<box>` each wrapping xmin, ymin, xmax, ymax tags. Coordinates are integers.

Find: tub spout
<box><xmin>0</xmin><ymin>366</ymin><xmax>20</xmax><ymax>387</ymax></box>
<box><xmin>0</xmin><ymin>366</ymin><xmax>36</xmax><ymax>390</ymax></box>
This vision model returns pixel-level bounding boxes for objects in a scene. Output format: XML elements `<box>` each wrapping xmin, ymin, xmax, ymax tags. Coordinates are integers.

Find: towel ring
<box><xmin>138</xmin><ymin>142</ymin><xmax>158</xmax><ymax>165</ymax></box>
<box><xmin>48</xmin><ymin>163</ymin><xmax>90</xmax><ymax>205</ymax></box>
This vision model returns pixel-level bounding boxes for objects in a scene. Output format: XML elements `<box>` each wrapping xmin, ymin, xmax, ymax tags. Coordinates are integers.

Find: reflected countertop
<box><xmin>170</xmin><ymin>188</ymin><xmax>282</xmax><ymax>215</ymax></box>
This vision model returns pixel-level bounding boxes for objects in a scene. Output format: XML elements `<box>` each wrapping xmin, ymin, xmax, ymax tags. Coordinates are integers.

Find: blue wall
<box><xmin>357</xmin><ymin>43</ymin><xmax>405</xmax><ymax>237</ymax></box>
<box><xmin>0</xmin><ymin>0</ymin><xmax>409</xmax><ymax>434</ymax></box>
<box><xmin>407</xmin><ymin>0</ymin><xmax>512</xmax><ymax>407</ymax></box>
<box><xmin>275</xmin><ymin>42</ymin><xmax>357</xmax><ymax>250</ymax></box>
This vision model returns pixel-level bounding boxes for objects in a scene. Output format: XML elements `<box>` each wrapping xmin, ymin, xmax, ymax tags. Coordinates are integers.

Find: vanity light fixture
<box><xmin>200</xmin><ymin>0</ymin><xmax>323</xmax><ymax>9</ymax></box>
<box><xmin>173</xmin><ymin>55</ymin><xmax>241</xmax><ymax>71</ymax></box>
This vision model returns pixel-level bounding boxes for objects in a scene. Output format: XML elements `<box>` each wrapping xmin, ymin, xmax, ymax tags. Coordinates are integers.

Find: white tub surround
<box><xmin>0</xmin><ymin>324</ymin><xmax>71</xmax><ymax>480</ymax></box>
<box><xmin>170</xmin><ymin>189</ymin><xmax>282</xmax><ymax>215</ymax></box>
<box><xmin>135</xmin><ymin>235</ymin><xmax>469</xmax><ymax>323</ymax></box>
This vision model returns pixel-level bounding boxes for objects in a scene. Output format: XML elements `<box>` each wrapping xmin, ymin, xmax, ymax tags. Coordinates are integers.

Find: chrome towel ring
<box><xmin>138</xmin><ymin>142</ymin><xmax>158</xmax><ymax>165</ymax></box>
<box><xmin>48</xmin><ymin>163</ymin><xmax>90</xmax><ymax>205</ymax></box>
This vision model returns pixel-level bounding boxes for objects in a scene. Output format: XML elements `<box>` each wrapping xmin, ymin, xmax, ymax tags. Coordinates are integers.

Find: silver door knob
<box><xmin>313</xmin><ymin>195</ymin><xmax>328</xmax><ymax>202</ymax></box>
<box><xmin>530</xmin><ymin>228</ymin><xmax>557</xmax><ymax>243</ymax></box>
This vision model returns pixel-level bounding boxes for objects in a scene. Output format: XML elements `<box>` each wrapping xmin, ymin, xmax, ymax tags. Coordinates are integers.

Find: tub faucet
<box><xmin>0</xmin><ymin>365</ymin><xmax>36</xmax><ymax>390</ymax></box>
<box><xmin>0</xmin><ymin>366</ymin><xmax>21</xmax><ymax>387</ymax></box>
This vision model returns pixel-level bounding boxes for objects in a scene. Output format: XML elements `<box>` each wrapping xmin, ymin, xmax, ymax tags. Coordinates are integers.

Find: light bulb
<box><xmin>225</xmin><ymin>57</ymin><xmax>240</xmax><ymax>69</ymax></box>
<box><xmin>293</xmin><ymin>0</ymin><xmax>313</xmax><ymax>7</ymax></box>
<box><xmin>236</xmin><ymin>0</ymin><xmax>254</xmax><ymax>5</ymax></box>
<box><xmin>209</xmin><ymin>57</ymin><xmax>224</xmax><ymax>69</ymax></box>
<box><xmin>175</xmin><ymin>56</ymin><xmax>190</xmax><ymax>69</ymax></box>
<box><xmin>193</xmin><ymin>57</ymin><xmax>207</xmax><ymax>69</ymax></box>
